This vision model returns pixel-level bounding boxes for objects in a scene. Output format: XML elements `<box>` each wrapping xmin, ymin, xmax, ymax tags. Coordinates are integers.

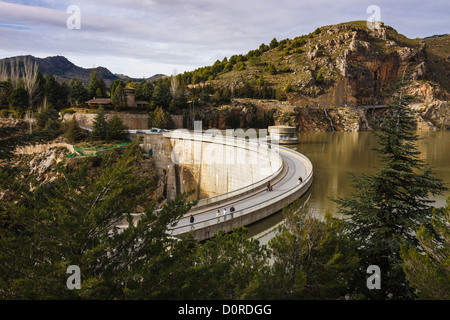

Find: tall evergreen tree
<box><xmin>9</xmin><ymin>86</ymin><xmax>29</xmax><ymax>117</ymax></box>
<box><xmin>43</xmin><ymin>75</ymin><xmax>69</xmax><ymax>110</ymax></box>
<box><xmin>64</xmin><ymin>116</ymin><xmax>84</xmax><ymax>143</ymax></box>
<box><xmin>152</xmin><ymin>81</ymin><xmax>171</xmax><ymax>109</ymax></box>
<box><xmin>335</xmin><ymin>72</ymin><xmax>447</xmax><ymax>299</ymax></box>
<box><xmin>111</xmin><ymin>81</ymin><xmax>125</xmax><ymax>107</ymax></box>
<box><xmin>135</xmin><ymin>81</ymin><xmax>154</xmax><ymax>102</ymax></box>
<box><xmin>91</xmin><ymin>107</ymin><xmax>108</xmax><ymax>140</ymax></box>
<box><xmin>68</xmin><ymin>79</ymin><xmax>89</xmax><ymax>105</ymax></box>
<box><xmin>88</xmin><ymin>70</ymin><xmax>107</xmax><ymax>99</ymax></box>
<box><xmin>107</xmin><ymin>114</ymin><xmax>128</xmax><ymax>141</ymax></box>
<box><xmin>150</xmin><ymin>106</ymin><xmax>174</xmax><ymax>129</ymax></box>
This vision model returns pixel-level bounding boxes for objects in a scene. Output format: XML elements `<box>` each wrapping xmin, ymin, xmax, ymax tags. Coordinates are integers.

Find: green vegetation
<box><xmin>91</xmin><ymin>107</ymin><xmax>129</xmax><ymax>142</ymax></box>
<box><xmin>35</xmin><ymin>106</ymin><xmax>61</xmax><ymax>132</ymax></box>
<box><xmin>248</xmin><ymin>201</ymin><xmax>359</xmax><ymax>299</ymax></box>
<box><xmin>110</xmin><ymin>80</ymin><xmax>125</xmax><ymax>107</ymax></box>
<box><xmin>64</xmin><ymin>116</ymin><xmax>84</xmax><ymax>143</ymax></box>
<box><xmin>149</xmin><ymin>106</ymin><xmax>174</xmax><ymax>129</ymax></box>
<box><xmin>335</xmin><ymin>86</ymin><xmax>447</xmax><ymax>299</ymax></box>
<box><xmin>91</xmin><ymin>107</ymin><xmax>108</xmax><ymax>140</ymax></box>
<box><xmin>107</xmin><ymin>114</ymin><xmax>129</xmax><ymax>141</ymax></box>
<box><xmin>0</xmin><ymin>117</ymin><xmax>448</xmax><ymax>299</ymax></box>
<box><xmin>400</xmin><ymin>199</ymin><xmax>450</xmax><ymax>299</ymax></box>
<box><xmin>68</xmin><ymin>79</ymin><xmax>89</xmax><ymax>105</ymax></box>
<box><xmin>88</xmin><ymin>70</ymin><xmax>107</xmax><ymax>99</ymax></box>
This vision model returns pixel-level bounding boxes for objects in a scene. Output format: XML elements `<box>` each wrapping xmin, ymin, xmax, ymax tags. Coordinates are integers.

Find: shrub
<box><xmin>316</xmin><ymin>70</ymin><xmax>325</xmax><ymax>84</ymax></box>
<box><xmin>62</xmin><ymin>108</ymin><xmax>76</xmax><ymax>115</ymax></box>
<box><xmin>285</xmin><ymin>83</ymin><xmax>292</xmax><ymax>93</ymax></box>
<box><xmin>0</xmin><ymin>109</ymin><xmax>9</xmax><ymax>119</ymax></box>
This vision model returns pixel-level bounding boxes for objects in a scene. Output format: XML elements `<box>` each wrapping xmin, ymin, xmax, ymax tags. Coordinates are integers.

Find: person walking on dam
<box><xmin>189</xmin><ymin>215</ymin><xmax>195</xmax><ymax>229</ymax></box>
<box><xmin>216</xmin><ymin>210</ymin><xmax>221</xmax><ymax>222</ymax></box>
<box><xmin>223</xmin><ymin>208</ymin><xmax>227</xmax><ymax>221</ymax></box>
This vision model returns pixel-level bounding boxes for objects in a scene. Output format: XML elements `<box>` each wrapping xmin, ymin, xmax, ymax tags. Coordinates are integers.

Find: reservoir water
<box><xmin>248</xmin><ymin>130</ymin><xmax>450</xmax><ymax>244</ymax></box>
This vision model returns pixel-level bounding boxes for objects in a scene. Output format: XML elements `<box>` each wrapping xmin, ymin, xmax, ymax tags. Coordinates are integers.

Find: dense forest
<box><xmin>0</xmin><ymin>82</ymin><xmax>448</xmax><ymax>299</ymax></box>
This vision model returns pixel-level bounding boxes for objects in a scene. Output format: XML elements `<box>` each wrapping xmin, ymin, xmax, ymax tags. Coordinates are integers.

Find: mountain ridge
<box><xmin>0</xmin><ymin>54</ymin><xmax>166</xmax><ymax>85</ymax></box>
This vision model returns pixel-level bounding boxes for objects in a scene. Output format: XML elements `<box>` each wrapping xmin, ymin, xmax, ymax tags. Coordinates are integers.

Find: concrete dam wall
<box><xmin>137</xmin><ymin>131</ymin><xmax>283</xmax><ymax>204</ymax></box>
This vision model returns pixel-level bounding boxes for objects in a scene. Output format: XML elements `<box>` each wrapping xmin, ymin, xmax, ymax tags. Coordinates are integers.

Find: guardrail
<box><xmin>169</xmin><ymin>145</ymin><xmax>313</xmax><ymax>237</ymax></box>
<box><xmin>166</xmin><ymin>130</ymin><xmax>284</xmax><ymax>211</ymax></box>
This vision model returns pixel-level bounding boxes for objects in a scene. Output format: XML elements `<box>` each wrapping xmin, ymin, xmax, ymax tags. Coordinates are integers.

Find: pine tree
<box><xmin>68</xmin><ymin>79</ymin><xmax>89</xmax><ymax>104</ymax></box>
<box><xmin>400</xmin><ymin>198</ymin><xmax>450</xmax><ymax>299</ymax></box>
<box><xmin>335</xmin><ymin>74</ymin><xmax>447</xmax><ymax>299</ymax></box>
<box><xmin>249</xmin><ymin>200</ymin><xmax>359</xmax><ymax>299</ymax></box>
<box><xmin>64</xmin><ymin>116</ymin><xmax>84</xmax><ymax>143</ymax></box>
<box><xmin>150</xmin><ymin>106</ymin><xmax>173</xmax><ymax>129</ymax></box>
<box><xmin>35</xmin><ymin>106</ymin><xmax>61</xmax><ymax>132</ymax></box>
<box><xmin>91</xmin><ymin>107</ymin><xmax>108</xmax><ymax>140</ymax></box>
<box><xmin>106</xmin><ymin>114</ymin><xmax>128</xmax><ymax>141</ymax></box>
<box><xmin>0</xmin><ymin>142</ymin><xmax>185</xmax><ymax>299</ymax></box>
<box><xmin>111</xmin><ymin>82</ymin><xmax>125</xmax><ymax>107</ymax></box>
<box><xmin>152</xmin><ymin>81</ymin><xmax>171</xmax><ymax>108</ymax></box>
<box><xmin>88</xmin><ymin>70</ymin><xmax>107</xmax><ymax>99</ymax></box>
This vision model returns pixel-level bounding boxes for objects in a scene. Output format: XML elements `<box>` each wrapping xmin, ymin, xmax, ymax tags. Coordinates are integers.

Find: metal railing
<box><xmin>169</xmin><ymin>145</ymin><xmax>313</xmax><ymax>236</ymax></box>
<box><xmin>166</xmin><ymin>130</ymin><xmax>284</xmax><ymax>209</ymax></box>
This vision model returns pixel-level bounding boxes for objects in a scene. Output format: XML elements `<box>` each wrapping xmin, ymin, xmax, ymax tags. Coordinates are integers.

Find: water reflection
<box><xmin>291</xmin><ymin>130</ymin><xmax>450</xmax><ymax>213</ymax></box>
<box><xmin>249</xmin><ymin>130</ymin><xmax>450</xmax><ymax>242</ymax></box>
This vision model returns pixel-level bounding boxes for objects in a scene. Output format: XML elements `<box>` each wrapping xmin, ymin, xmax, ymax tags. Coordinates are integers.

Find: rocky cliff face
<box><xmin>288</xmin><ymin>22</ymin><xmax>429</xmax><ymax>106</ymax></box>
<box><xmin>207</xmin><ymin>21</ymin><xmax>450</xmax><ymax>131</ymax></box>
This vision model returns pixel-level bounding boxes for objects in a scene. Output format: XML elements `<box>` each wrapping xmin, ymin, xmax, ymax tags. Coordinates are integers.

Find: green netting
<box><xmin>66</xmin><ymin>142</ymin><xmax>132</xmax><ymax>158</ymax></box>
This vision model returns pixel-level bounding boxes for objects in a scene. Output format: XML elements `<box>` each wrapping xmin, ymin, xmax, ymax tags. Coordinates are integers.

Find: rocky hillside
<box><xmin>191</xmin><ymin>21</ymin><xmax>449</xmax><ymax>131</ymax></box>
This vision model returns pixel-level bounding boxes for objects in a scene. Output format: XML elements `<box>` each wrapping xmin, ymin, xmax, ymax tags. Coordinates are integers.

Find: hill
<box><xmin>185</xmin><ymin>21</ymin><xmax>449</xmax><ymax>107</ymax></box>
<box><xmin>178</xmin><ymin>21</ymin><xmax>449</xmax><ymax>131</ymax></box>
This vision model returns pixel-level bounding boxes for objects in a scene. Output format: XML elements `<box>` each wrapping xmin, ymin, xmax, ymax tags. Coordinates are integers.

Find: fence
<box><xmin>66</xmin><ymin>142</ymin><xmax>132</xmax><ymax>158</ymax></box>
<box><xmin>168</xmin><ymin>146</ymin><xmax>313</xmax><ymax>238</ymax></box>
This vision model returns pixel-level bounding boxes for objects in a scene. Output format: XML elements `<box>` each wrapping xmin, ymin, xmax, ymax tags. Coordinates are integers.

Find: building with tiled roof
<box><xmin>86</xmin><ymin>86</ymin><xmax>149</xmax><ymax>108</ymax></box>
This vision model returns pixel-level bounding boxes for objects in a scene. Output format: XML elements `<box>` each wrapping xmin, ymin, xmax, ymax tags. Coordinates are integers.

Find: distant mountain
<box><xmin>0</xmin><ymin>55</ymin><xmax>166</xmax><ymax>85</ymax></box>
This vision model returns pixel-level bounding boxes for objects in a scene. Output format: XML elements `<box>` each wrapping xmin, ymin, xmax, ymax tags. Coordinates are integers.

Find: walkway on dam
<box><xmin>169</xmin><ymin>145</ymin><xmax>311</xmax><ymax>238</ymax></box>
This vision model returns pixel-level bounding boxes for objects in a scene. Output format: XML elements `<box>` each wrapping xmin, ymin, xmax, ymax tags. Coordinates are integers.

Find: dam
<box><xmin>133</xmin><ymin>124</ymin><xmax>313</xmax><ymax>241</ymax></box>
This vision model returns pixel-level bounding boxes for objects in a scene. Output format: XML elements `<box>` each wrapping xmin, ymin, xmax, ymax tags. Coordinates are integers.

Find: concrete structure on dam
<box><xmin>132</xmin><ymin>125</ymin><xmax>313</xmax><ymax>241</ymax></box>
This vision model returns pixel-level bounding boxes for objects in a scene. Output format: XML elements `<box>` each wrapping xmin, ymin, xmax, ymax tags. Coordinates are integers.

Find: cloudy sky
<box><xmin>0</xmin><ymin>0</ymin><xmax>448</xmax><ymax>78</ymax></box>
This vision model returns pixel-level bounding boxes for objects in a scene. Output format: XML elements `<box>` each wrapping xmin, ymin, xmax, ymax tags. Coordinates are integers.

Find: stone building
<box><xmin>86</xmin><ymin>86</ymin><xmax>149</xmax><ymax>108</ymax></box>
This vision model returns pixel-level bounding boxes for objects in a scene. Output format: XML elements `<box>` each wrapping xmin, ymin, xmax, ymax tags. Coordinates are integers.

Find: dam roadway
<box><xmin>166</xmin><ymin>133</ymin><xmax>313</xmax><ymax>241</ymax></box>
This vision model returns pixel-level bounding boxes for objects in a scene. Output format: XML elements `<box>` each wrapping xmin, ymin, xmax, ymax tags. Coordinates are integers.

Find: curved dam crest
<box><xmin>135</xmin><ymin>128</ymin><xmax>313</xmax><ymax>241</ymax></box>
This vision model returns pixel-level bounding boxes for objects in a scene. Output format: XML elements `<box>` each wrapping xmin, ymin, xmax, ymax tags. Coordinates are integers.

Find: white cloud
<box><xmin>0</xmin><ymin>0</ymin><xmax>448</xmax><ymax>77</ymax></box>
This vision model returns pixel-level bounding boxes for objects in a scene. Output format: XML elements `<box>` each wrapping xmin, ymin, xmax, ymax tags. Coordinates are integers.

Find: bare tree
<box><xmin>22</xmin><ymin>56</ymin><xmax>39</xmax><ymax>109</ymax></box>
<box><xmin>9</xmin><ymin>57</ymin><xmax>21</xmax><ymax>89</ymax></box>
<box><xmin>0</xmin><ymin>61</ymin><xmax>8</xmax><ymax>82</ymax></box>
<box><xmin>170</xmin><ymin>70</ymin><xmax>181</xmax><ymax>101</ymax></box>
